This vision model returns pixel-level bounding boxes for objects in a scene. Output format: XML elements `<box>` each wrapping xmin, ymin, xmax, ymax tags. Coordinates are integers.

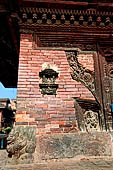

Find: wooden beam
<box><xmin>7</xmin><ymin>16</ymin><xmax>19</xmax><ymax>55</ymax></box>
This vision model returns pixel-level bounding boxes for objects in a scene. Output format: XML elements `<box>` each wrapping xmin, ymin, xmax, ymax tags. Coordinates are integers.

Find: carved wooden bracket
<box><xmin>65</xmin><ymin>51</ymin><xmax>98</xmax><ymax>102</ymax></box>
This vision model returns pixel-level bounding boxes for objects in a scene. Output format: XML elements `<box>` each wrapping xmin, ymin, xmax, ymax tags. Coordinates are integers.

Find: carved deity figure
<box><xmin>84</xmin><ymin>110</ymin><xmax>99</xmax><ymax>132</ymax></box>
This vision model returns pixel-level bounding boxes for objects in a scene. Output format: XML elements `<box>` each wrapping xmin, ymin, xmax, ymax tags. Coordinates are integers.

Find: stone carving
<box><xmin>66</xmin><ymin>51</ymin><xmax>98</xmax><ymax>101</ymax></box>
<box><xmin>6</xmin><ymin>127</ymin><xmax>36</xmax><ymax>164</ymax></box>
<box><xmin>74</xmin><ymin>98</ymin><xmax>100</xmax><ymax>132</ymax></box>
<box><xmin>37</xmin><ymin>133</ymin><xmax>111</xmax><ymax>159</ymax></box>
<box><xmin>39</xmin><ymin>66</ymin><xmax>58</xmax><ymax>95</ymax></box>
<box><xmin>84</xmin><ymin>110</ymin><xmax>99</xmax><ymax>132</ymax></box>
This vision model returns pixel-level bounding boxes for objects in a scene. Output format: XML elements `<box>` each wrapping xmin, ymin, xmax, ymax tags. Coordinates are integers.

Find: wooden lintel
<box><xmin>20</xmin><ymin>0</ymin><xmax>113</xmax><ymax>10</ymax></box>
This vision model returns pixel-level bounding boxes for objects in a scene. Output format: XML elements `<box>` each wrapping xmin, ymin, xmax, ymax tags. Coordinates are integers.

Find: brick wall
<box><xmin>16</xmin><ymin>34</ymin><xmax>95</xmax><ymax>134</ymax></box>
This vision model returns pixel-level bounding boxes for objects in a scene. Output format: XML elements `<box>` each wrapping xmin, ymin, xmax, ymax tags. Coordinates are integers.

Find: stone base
<box><xmin>36</xmin><ymin>132</ymin><xmax>112</xmax><ymax>160</ymax></box>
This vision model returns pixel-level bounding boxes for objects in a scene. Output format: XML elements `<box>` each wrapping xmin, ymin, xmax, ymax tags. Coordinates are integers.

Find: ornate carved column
<box><xmin>97</xmin><ymin>45</ymin><xmax>113</xmax><ymax>131</ymax></box>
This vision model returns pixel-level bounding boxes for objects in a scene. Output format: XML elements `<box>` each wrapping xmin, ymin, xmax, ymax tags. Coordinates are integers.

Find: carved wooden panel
<box><xmin>96</xmin><ymin>46</ymin><xmax>113</xmax><ymax>131</ymax></box>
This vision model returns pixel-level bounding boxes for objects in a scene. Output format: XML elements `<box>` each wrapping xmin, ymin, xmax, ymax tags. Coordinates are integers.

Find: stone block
<box><xmin>36</xmin><ymin>132</ymin><xmax>112</xmax><ymax>160</ymax></box>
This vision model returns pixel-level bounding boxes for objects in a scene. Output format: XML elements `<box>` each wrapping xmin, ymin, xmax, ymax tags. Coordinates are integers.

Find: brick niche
<box><xmin>16</xmin><ymin>34</ymin><xmax>95</xmax><ymax>134</ymax></box>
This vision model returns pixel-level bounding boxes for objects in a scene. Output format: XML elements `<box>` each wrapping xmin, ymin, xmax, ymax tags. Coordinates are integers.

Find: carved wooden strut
<box><xmin>66</xmin><ymin>51</ymin><xmax>98</xmax><ymax>102</ymax></box>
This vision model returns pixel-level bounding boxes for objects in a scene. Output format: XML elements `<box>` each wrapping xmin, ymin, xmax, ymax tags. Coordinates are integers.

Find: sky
<box><xmin>0</xmin><ymin>82</ymin><xmax>17</xmax><ymax>99</ymax></box>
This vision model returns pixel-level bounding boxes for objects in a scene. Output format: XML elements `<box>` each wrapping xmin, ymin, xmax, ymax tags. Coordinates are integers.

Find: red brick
<box><xmin>16</xmin><ymin>34</ymin><xmax>95</xmax><ymax>134</ymax></box>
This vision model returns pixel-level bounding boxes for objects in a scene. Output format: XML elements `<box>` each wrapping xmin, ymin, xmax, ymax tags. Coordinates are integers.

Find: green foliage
<box><xmin>2</xmin><ymin>127</ymin><xmax>12</xmax><ymax>134</ymax></box>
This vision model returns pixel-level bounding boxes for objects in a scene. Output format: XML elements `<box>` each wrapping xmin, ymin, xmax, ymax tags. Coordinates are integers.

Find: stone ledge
<box><xmin>36</xmin><ymin>132</ymin><xmax>112</xmax><ymax>160</ymax></box>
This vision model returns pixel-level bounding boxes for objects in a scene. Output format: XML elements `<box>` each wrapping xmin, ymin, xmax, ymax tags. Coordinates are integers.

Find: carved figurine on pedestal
<box><xmin>39</xmin><ymin>67</ymin><xmax>58</xmax><ymax>96</ymax></box>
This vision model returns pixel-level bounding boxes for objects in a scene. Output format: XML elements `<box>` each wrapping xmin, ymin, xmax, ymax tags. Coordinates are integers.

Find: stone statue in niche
<box><xmin>74</xmin><ymin>98</ymin><xmax>100</xmax><ymax>132</ymax></box>
<box><xmin>39</xmin><ymin>66</ymin><xmax>58</xmax><ymax>95</ymax></box>
<box><xmin>84</xmin><ymin>110</ymin><xmax>100</xmax><ymax>132</ymax></box>
<box><xmin>6</xmin><ymin>127</ymin><xmax>36</xmax><ymax>164</ymax></box>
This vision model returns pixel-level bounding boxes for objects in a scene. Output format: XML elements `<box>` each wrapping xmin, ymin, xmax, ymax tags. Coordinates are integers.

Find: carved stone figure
<box><xmin>39</xmin><ymin>68</ymin><xmax>58</xmax><ymax>95</ymax></box>
<box><xmin>84</xmin><ymin>110</ymin><xmax>99</xmax><ymax>132</ymax></box>
<box><xmin>6</xmin><ymin>127</ymin><xmax>36</xmax><ymax>163</ymax></box>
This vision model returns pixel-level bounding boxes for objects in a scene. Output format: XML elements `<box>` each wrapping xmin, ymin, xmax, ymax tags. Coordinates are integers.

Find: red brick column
<box><xmin>16</xmin><ymin>34</ymin><xmax>94</xmax><ymax>134</ymax></box>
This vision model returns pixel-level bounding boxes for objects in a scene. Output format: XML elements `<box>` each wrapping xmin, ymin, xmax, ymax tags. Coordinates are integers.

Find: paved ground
<box><xmin>1</xmin><ymin>157</ymin><xmax>113</xmax><ymax>170</ymax></box>
<box><xmin>1</xmin><ymin>150</ymin><xmax>113</xmax><ymax>170</ymax></box>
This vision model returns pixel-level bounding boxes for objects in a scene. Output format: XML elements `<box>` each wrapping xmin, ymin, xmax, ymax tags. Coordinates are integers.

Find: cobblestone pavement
<box><xmin>1</xmin><ymin>158</ymin><xmax>113</xmax><ymax>170</ymax></box>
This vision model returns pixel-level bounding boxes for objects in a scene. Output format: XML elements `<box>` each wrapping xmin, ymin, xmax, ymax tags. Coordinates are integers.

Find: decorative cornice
<box><xmin>20</xmin><ymin>7</ymin><xmax>113</xmax><ymax>16</ymax></box>
<box><xmin>17</xmin><ymin>6</ymin><xmax>113</xmax><ymax>49</ymax></box>
<box><xmin>19</xmin><ymin>7</ymin><xmax>113</xmax><ymax>28</ymax></box>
